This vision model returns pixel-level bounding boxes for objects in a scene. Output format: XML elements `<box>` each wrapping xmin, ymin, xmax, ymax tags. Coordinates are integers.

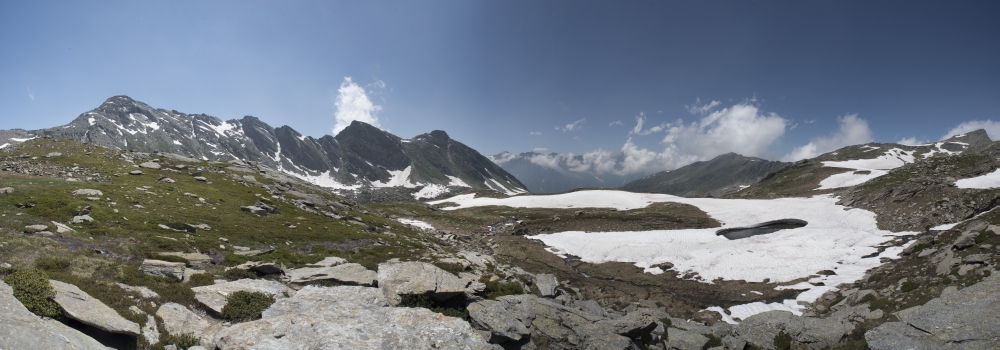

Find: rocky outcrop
<box><xmin>49</xmin><ymin>280</ymin><xmax>140</xmax><ymax>336</ymax></box>
<box><xmin>866</xmin><ymin>273</ymin><xmax>999</xmax><ymax>350</ymax></box>
<box><xmin>213</xmin><ymin>285</ymin><xmax>493</xmax><ymax>350</ymax></box>
<box><xmin>285</xmin><ymin>263</ymin><xmax>378</xmax><ymax>286</ymax></box>
<box><xmin>140</xmin><ymin>259</ymin><xmax>186</xmax><ymax>280</ymax></box>
<box><xmin>192</xmin><ymin>279</ymin><xmax>293</xmax><ymax>314</ymax></box>
<box><xmin>156</xmin><ymin>302</ymin><xmax>223</xmax><ymax>348</ymax></box>
<box><xmin>720</xmin><ymin>310</ymin><xmax>851</xmax><ymax>350</ymax></box>
<box><xmin>0</xmin><ymin>281</ymin><xmax>110</xmax><ymax>350</ymax></box>
<box><xmin>377</xmin><ymin>261</ymin><xmax>472</xmax><ymax>305</ymax></box>
<box><xmin>534</xmin><ymin>273</ymin><xmax>559</xmax><ymax>297</ymax></box>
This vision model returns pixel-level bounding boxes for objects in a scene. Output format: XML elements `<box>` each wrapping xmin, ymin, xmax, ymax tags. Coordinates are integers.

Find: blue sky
<box><xmin>2</xmin><ymin>1</ymin><xmax>998</xmax><ymax>174</ymax></box>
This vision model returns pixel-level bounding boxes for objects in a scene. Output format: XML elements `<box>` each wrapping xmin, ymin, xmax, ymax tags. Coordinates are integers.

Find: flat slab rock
<box><xmin>377</xmin><ymin>261</ymin><xmax>471</xmax><ymax>305</ymax></box>
<box><xmin>141</xmin><ymin>259</ymin><xmax>186</xmax><ymax>280</ymax></box>
<box><xmin>866</xmin><ymin>274</ymin><xmax>999</xmax><ymax>350</ymax></box>
<box><xmin>50</xmin><ymin>280</ymin><xmax>140</xmax><ymax>336</ymax></box>
<box><xmin>213</xmin><ymin>285</ymin><xmax>492</xmax><ymax>350</ymax></box>
<box><xmin>192</xmin><ymin>279</ymin><xmax>293</xmax><ymax>314</ymax></box>
<box><xmin>285</xmin><ymin>263</ymin><xmax>378</xmax><ymax>286</ymax></box>
<box><xmin>0</xmin><ymin>281</ymin><xmax>111</xmax><ymax>350</ymax></box>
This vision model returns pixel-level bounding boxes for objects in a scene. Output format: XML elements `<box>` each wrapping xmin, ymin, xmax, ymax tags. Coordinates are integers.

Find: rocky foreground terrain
<box><xmin>0</xmin><ymin>130</ymin><xmax>997</xmax><ymax>350</ymax></box>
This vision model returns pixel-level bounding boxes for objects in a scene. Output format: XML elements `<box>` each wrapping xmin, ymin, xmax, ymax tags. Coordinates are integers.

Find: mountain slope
<box><xmin>0</xmin><ymin>96</ymin><xmax>527</xmax><ymax>197</ymax></box>
<box><xmin>489</xmin><ymin>151</ymin><xmax>647</xmax><ymax>193</ymax></box>
<box><xmin>622</xmin><ymin>153</ymin><xmax>788</xmax><ymax>197</ymax></box>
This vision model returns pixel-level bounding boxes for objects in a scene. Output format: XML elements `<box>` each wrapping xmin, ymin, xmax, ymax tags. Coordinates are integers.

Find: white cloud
<box><xmin>609</xmin><ymin>120</ymin><xmax>623</xmax><ymax>126</ymax></box>
<box><xmin>27</xmin><ymin>87</ymin><xmax>33</xmax><ymax>101</ymax></box>
<box><xmin>942</xmin><ymin>120</ymin><xmax>1000</xmax><ymax>141</ymax></box>
<box><xmin>685</xmin><ymin>98</ymin><xmax>721</xmax><ymax>115</ymax></box>
<box><xmin>630</xmin><ymin>112</ymin><xmax>669</xmax><ymax>136</ymax></box>
<box><xmin>782</xmin><ymin>114</ymin><xmax>874</xmax><ymax>161</ymax></box>
<box><xmin>529</xmin><ymin>131</ymin><xmax>542</xmax><ymax>136</ymax></box>
<box><xmin>558</xmin><ymin>119</ymin><xmax>586</xmax><ymax>132</ymax></box>
<box><xmin>533</xmin><ymin>148</ymin><xmax>548</xmax><ymax>152</ymax></box>
<box><xmin>804</xmin><ymin>119</ymin><xmax>817</xmax><ymax>124</ymax></box>
<box><xmin>897</xmin><ymin>137</ymin><xmax>927</xmax><ymax>146</ymax></box>
<box><xmin>332</xmin><ymin>77</ymin><xmax>382</xmax><ymax>135</ymax></box>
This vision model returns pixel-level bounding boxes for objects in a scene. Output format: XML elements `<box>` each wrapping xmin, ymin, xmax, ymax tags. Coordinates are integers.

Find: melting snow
<box><xmin>372</xmin><ymin>166</ymin><xmax>417</xmax><ymax>188</ymax></box>
<box><xmin>297</xmin><ymin>134</ymin><xmax>308</xmax><ymax>141</ymax></box>
<box><xmin>413</xmin><ymin>184</ymin><xmax>449</xmax><ymax>199</ymax></box>
<box><xmin>930</xmin><ymin>222</ymin><xmax>958</xmax><ymax>231</ymax></box>
<box><xmin>431</xmin><ymin>190</ymin><xmax>912</xmax><ymax>322</ymax></box>
<box><xmin>0</xmin><ymin>143</ymin><xmax>9</xmax><ymax>149</ymax></box>
<box><xmin>173</xmin><ymin>140</ymin><xmax>182</xmax><ymax>146</ymax></box>
<box><xmin>955</xmin><ymin>168</ymin><xmax>1000</xmax><ymax>189</ymax></box>
<box><xmin>396</xmin><ymin>218</ymin><xmax>435</xmax><ymax>230</ymax></box>
<box><xmin>817</xmin><ymin>148</ymin><xmax>915</xmax><ymax>189</ymax></box>
<box><xmin>447</xmin><ymin>175</ymin><xmax>471</xmax><ymax>188</ymax></box>
<box><xmin>207</xmin><ymin>121</ymin><xmax>237</xmax><ymax>136</ymax></box>
<box><xmin>88</xmin><ymin>117</ymin><xmax>96</xmax><ymax>125</ymax></box>
<box><xmin>288</xmin><ymin>170</ymin><xmax>362</xmax><ymax>191</ymax></box>
<box><xmin>10</xmin><ymin>137</ymin><xmax>36</xmax><ymax>142</ymax></box>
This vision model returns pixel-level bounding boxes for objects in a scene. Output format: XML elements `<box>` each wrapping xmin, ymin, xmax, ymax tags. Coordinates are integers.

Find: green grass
<box><xmin>4</xmin><ymin>268</ymin><xmax>63</xmax><ymax>319</ymax></box>
<box><xmin>479</xmin><ymin>275</ymin><xmax>524</xmax><ymax>299</ymax></box>
<box><xmin>221</xmin><ymin>290</ymin><xmax>275</xmax><ymax>322</ymax></box>
<box><xmin>900</xmin><ymin>281</ymin><xmax>920</xmax><ymax>293</ymax></box>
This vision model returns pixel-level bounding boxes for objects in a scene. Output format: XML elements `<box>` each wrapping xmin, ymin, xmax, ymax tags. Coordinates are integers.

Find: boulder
<box><xmin>159</xmin><ymin>252</ymin><xmax>212</xmax><ymax>267</ymax></box>
<box><xmin>49</xmin><ymin>280</ymin><xmax>140</xmax><ymax>336</ymax></box>
<box><xmin>72</xmin><ymin>188</ymin><xmax>103</xmax><ymax>197</ymax></box>
<box><xmin>141</xmin><ymin>315</ymin><xmax>159</xmax><ymax>345</ymax></box>
<box><xmin>963</xmin><ymin>254</ymin><xmax>991</xmax><ymax>264</ymax></box>
<box><xmin>191</xmin><ymin>279</ymin><xmax>293</xmax><ymax>314</ymax></box>
<box><xmin>866</xmin><ymin>274</ymin><xmax>998</xmax><ymax>349</ymax></box>
<box><xmin>130</xmin><ymin>170</ymin><xmax>143</xmax><ymax>175</ymax></box>
<box><xmin>156</xmin><ymin>302</ymin><xmax>211</xmax><ymax>338</ymax></box>
<box><xmin>193</xmin><ymin>176</ymin><xmax>207</xmax><ymax>181</ymax></box>
<box><xmin>668</xmin><ymin>328</ymin><xmax>711</xmax><ymax>350</ymax></box>
<box><xmin>139</xmin><ymin>162</ymin><xmax>161</xmax><ymax>169</ymax></box>
<box><xmin>285</xmin><ymin>263</ymin><xmax>378</xmax><ymax>286</ymax></box>
<box><xmin>248</xmin><ymin>262</ymin><xmax>284</xmax><ymax>275</ymax></box>
<box><xmin>0</xmin><ymin>281</ymin><xmax>109</xmax><ymax>350</ymax></box>
<box><xmin>596</xmin><ymin>307</ymin><xmax>659</xmax><ymax>338</ymax></box>
<box><xmin>116</xmin><ymin>283</ymin><xmax>160</xmax><ymax>299</ymax></box>
<box><xmin>240</xmin><ymin>206</ymin><xmax>267</xmax><ymax>216</ymax></box>
<box><xmin>0</xmin><ymin>187</ymin><xmax>13</xmax><ymax>194</ymax></box>
<box><xmin>23</xmin><ymin>224</ymin><xmax>49</xmax><ymax>233</ymax></box>
<box><xmin>159</xmin><ymin>177</ymin><xmax>175</xmax><ymax>183</ymax></box>
<box><xmin>51</xmin><ymin>221</ymin><xmax>75</xmax><ymax>233</ymax></box>
<box><xmin>213</xmin><ymin>285</ymin><xmax>492</xmax><ymax>350</ymax></box>
<box><xmin>534</xmin><ymin>273</ymin><xmax>559</xmax><ymax>297</ymax></box>
<box><xmin>467</xmin><ymin>299</ymin><xmax>532</xmax><ymax>342</ymax></box>
<box><xmin>71</xmin><ymin>215</ymin><xmax>94</xmax><ymax>224</ymax></box>
<box><xmin>467</xmin><ymin>294</ymin><xmax>637</xmax><ymax>348</ymax></box>
<box><xmin>721</xmin><ymin>310</ymin><xmax>850</xmax><ymax>350</ymax></box>
<box><xmin>952</xmin><ymin>232</ymin><xmax>980</xmax><ymax>250</ymax></box>
<box><xmin>140</xmin><ymin>259</ymin><xmax>186</xmax><ymax>280</ymax></box>
<box><xmin>314</xmin><ymin>256</ymin><xmax>348</xmax><ymax>267</ymax></box>
<box><xmin>377</xmin><ymin>261</ymin><xmax>471</xmax><ymax>305</ymax></box>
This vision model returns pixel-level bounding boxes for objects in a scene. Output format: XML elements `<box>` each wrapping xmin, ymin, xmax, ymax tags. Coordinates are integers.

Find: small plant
<box><xmin>433</xmin><ymin>262</ymin><xmax>467</xmax><ymax>276</ymax></box>
<box><xmin>151</xmin><ymin>254</ymin><xmax>190</xmax><ymax>265</ymax></box>
<box><xmin>774</xmin><ymin>331</ymin><xmax>792</xmax><ymax>350</ymax></box>
<box><xmin>222</xmin><ymin>268</ymin><xmax>258</xmax><ymax>281</ymax></box>
<box><xmin>479</xmin><ymin>276</ymin><xmax>523</xmax><ymax>299</ymax></box>
<box><xmin>702</xmin><ymin>333</ymin><xmax>723</xmax><ymax>348</ymax></box>
<box><xmin>223</xmin><ymin>254</ymin><xmax>248</xmax><ymax>267</ymax></box>
<box><xmin>187</xmin><ymin>273</ymin><xmax>215</xmax><ymax>287</ymax></box>
<box><xmin>5</xmin><ymin>268</ymin><xmax>63</xmax><ymax>319</ymax></box>
<box><xmin>659</xmin><ymin>317</ymin><xmax>672</xmax><ymax>328</ymax></box>
<box><xmin>398</xmin><ymin>294</ymin><xmax>469</xmax><ymax>320</ymax></box>
<box><xmin>868</xmin><ymin>298</ymin><xmax>895</xmax><ymax>311</ymax></box>
<box><xmin>221</xmin><ymin>291</ymin><xmax>275</xmax><ymax>322</ymax></box>
<box><xmin>160</xmin><ymin>333</ymin><xmax>201</xmax><ymax>349</ymax></box>
<box><xmin>35</xmin><ymin>257</ymin><xmax>71</xmax><ymax>272</ymax></box>
<box><xmin>858</xmin><ymin>293</ymin><xmax>877</xmax><ymax>304</ymax></box>
<box><xmin>900</xmin><ymin>281</ymin><xmax>920</xmax><ymax>293</ymax></box>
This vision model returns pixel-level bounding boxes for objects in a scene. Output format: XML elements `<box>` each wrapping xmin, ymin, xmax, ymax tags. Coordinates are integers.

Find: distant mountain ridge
<box><xmin>488</xmin><ymin>151</ymin><xmax>648</xmax><ymax>193</ymax></box>
<box><xmin>622</xmin><ymin>153</ymin><xmax>789</xmax><ymax>197</ymax></box>
<box><xmin>0</xmin><ymin>96</ymin><xmax>527</xmax><ymax>197</ymax></box>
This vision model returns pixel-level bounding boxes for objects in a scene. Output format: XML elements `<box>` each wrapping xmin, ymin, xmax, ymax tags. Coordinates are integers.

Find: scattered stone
<box><xmin>917</xmin><ymin>248</ymin><xmax>938</xmax><ymax>258</ymax></box>
<box><xmin>46</xmin><ymin>152</ymin><xmax>62</xmax><ymax>157</ymax></box>
<box><xmin>377</xmin><ymin>261</ymin><xmax>470</xmax><ymax>305</ymax></box>
<box><xmin>963</xmin><ymin>254</ymin><xmax>990</xmax><ymax>264</ymax></box>
<box><xmin>51</xmin><ymin>221</ymin><xmax>75</xmax><ymax>233</ymax></box>
<box><xmin>71</xmin><ymin>188</ymin><xmax>103</xmax><ymax>196</ymax></box>
<box><xmin>952</xmin><ymin>232</ymin><xmax>980</xmax><ymax>250</ymax></box>
<box><xmin>156</xmin><ymin>303</ymin><xmax>215</xmax><ymax>346</ymax></box>
<box><xmin>534</xmin><ymin>273</ymin><xmax>559</xmax><ymax>297</ymax></box>
<box><xmin>240</xmin><ymin>206</ymin><xmax>267</xmax><ymax>216</ymax></box>
<box><xmin>140</xmin><ymin>259</ymin><xmax>186</xmax><ymax>281</ymax></box>
<box><xmin>50</xmin><ymin>280</ymin><xmax>140</xmax><ymax>336</ymax></box>
<box><xmin>957</xmin><ymin>264</ymin><xmax>977</xmax><ymax>276</ymax></box>
<box><xmin>23</xmin><ymin>224</ymin><xmax>49</xmax><ymax>233</ymax></box>
<box><xmin>0</xmin><ymin>281</ymin><xmax>109</xmax><ymax>350</ymax></box>
<box><xmin>116</xmin><ymin>283</ymin><xmax>160</xmax><ymax>299</ymax></box>
<box><xmin>721</xmin><ymin>311</ymin><xmax>849</xmax><ymax>350</ymax></box>
<box><xmin>668</xmin><ymin>327</ymin><xmax>711</xmax><ymax>350</ymax></box>
<box><xmin>0</xmin><ymin>187</ymin><xmax>13</xmax><ymax>194</ymax></box>
<box><xmin>70</xmin><ymin>215</ymin><xmax>94</xmax><ymax>224</ymax></box>
<box><xmin>139</xmin><ymin>162</ymin><xmax>161</xmax><ymax>169</ymax></box>
<box><xmin>159</xmin><ymin>177</ymin><xmax>175</xmax><ymax>183</ymax></box>
<box><xmin>191</xmin><ymin>279</ymin><xmax>293</xmax><ymax>314</ymax></box>
<box><xmin>130</xmin><ymin>170</ymin><xmax>144</xmax><ymax>175</ymax></box>
<box><xmin>193</xmin><ymin>176</ymin><xmax>207</xmax><ymax>181</ymax></box>
<box><xmin>159</xmin><ymin>252</ymin><xmax>212</xmax><ymax>267</ymax></box>
<box><xmin>285</xmin><ymin>263</ymin><xmax>378</xmax><ymax>286</ymax></box>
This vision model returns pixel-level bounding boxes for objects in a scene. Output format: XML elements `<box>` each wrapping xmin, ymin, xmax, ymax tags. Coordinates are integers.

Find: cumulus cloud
<box><xmin>609</xmin><ymin>120</ymin><xmax>623</xmax><ymax>126</ymax></box>
<box><xmin>897</xmin><ymin>137</ymin><xmax>928</xmax><ymax>146</ymax></box>
<box><xmin>332</xmin><ymin>77</ymin><xmax>382</xmax><ymax>135</ymax></box>
<box><xmin>629</xmin><ymin>112</ymin><xmax>670</xmax><ymax>136</ymax></box>
<box><xmin>557</xmin><ymin>119</ymin><xmax>586</xmax><ymax>132</ymax></box>
<box><xmin>533</xmin><ymin>148</ymin><xmax>548</xmax><ymax>152</ymax></box>
<box><xmin>942</xmin><ymin>120</ymin><xmax>1000</xmax><ymax>141</ymax></box>
<box><xmin>782</xmin><ymin>114</ymin><xmax>874</xmax><ymax>161</ymax></box>
<box><xmin>685</xmin><ymin>98</ymin><xmax>721</xmax><ymax>115</ymax></box>
<box><xmin>529</xmin><ymin>131</ymin><xmax>542</xmax><ymax>136</ymax></box>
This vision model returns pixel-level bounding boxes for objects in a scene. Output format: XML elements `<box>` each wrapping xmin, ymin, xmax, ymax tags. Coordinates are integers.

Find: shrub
<box><xmin>480</xmin><ymin>276</ymin><xmax>523</xmax><ymax>299</ymax></box>
<box><xmin>5</xmin><ymin>268</ymin><xmax>63</xmax><ymax>319</ymax></box>
<box><xmin>221</xmin><ymin>291</ymin><xmax>274</xmax><ymax>322</ymax></box>
<box><xmin>160</xmin><ymin>333</ymin><xmax>201</xmax><ymax>349</ymax></box>
<box><xmin>433</xmin><ymin>262</ymin><xmax>467</xmax><ymax>276</ymax></box>
<box><xmin>187</xmin><ymin>273</ymin><xmax>215</xmax><ymax>287</ymax></box>
<box><xmin>858</xmin><ymin>293</ymin><xmax>877</xmax><ymax>304</ymax></box>
<box><xmin>398</xmin><ymin>294</ymin><xmax>469</xmax><ymax>320</ymax></box>
<box><xmin>900</xmin><ymin>281</ymin><xmax>920</xmax><ymax>293</ymax></box>
<box><xmin>223</xmin><ymin>254</ymin><xmax>248</xmax><ymax>267</ymax></box>
<box><xmin>974</xmin><ymin>230</ymin><xmax>995</xmax><ymax>244</ymax></box>
<box><xmin>151</xmin><ymin>254</ymin><xmax>190</xmax><ymax>265</ymax></box>
<box><xmin>222</xmin><ymin>268</ymin><xmax>258</xmax><ymax>281</ymax></box>
<box><xmin>774</xmin><ymin>331</ymin><xmax>792</xmax><ymax>350</ymax></box>
<box><xmin>703</xmin><ymin>333</ymin><xmax>723</xmax><ymax>348</ymax></box>
<box><xmin>869</xmin><ymin>298</ymin><xmax>895</xmax><ymax>311</ymax></box>
<box><xmin>659</xmin><ymin>317</ymin><xmax>672</xmax><ymax>328</ymax></box>
<box><xmin>35</xmin><ymin>257</ymin><xmax>71</xmax><ymax>272</ymax></box>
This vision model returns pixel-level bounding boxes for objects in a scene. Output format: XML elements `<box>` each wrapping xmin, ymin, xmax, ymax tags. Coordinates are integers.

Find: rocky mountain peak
<box><xmin>944</xmin><ymin>128</ymin><xmax>992</xmax><ymax>148</ymax></box>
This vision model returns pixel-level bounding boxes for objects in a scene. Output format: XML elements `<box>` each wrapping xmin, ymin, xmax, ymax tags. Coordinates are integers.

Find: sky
<box><xmin>2</xmin><ymin>1</ymin><xmax>998</xmax><ymax>176</ymax></box>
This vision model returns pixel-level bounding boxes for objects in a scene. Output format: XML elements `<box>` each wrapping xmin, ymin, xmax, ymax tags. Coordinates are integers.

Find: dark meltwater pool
<box><xmin>716</xmin><ymin>219</ymin><xmax>808</xmax><ymax>240</ymax></box>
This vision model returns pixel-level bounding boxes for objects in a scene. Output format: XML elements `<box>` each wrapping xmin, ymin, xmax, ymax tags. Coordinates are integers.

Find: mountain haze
<box><xmin>623</xmin><ymin>153</ymin><xmax>788</xmax><ymax>197</ymax></box>
<box><xmin>488</xmin><ymin>151</ymin><xmax>648</xmax><ymax>193</ymax></box>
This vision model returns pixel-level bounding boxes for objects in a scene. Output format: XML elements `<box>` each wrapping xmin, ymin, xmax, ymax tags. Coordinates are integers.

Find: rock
<box><xmin>254</xmin><ymin>202</ymin><xmax>278</xmax><ymax>214</ymax></box>
<box><xmin>248</xmin><ymin>262</ymin><xmax>284</xmax><ymax>275</ymax></box>
<box><xmin>71</xmin><ymin>215</ymin><xmax>94</xmax><ymax>224</ymax></box>
<box><xmin>193</xmin><ymin>176</ymin><xmax>207</xmax><ymax>181</ymax></box>
<box><xmin>23</xmin><ymin>224</ymin><xmax>49</xmax><ymax>233</ymax></box>
<box><xmin>467</xmin><ymin>294</ymin><xmax>636</xmax><ymax>348</ymax></box>
<box><xmin>46</xmin><ymin>152</ymin><xmax>62</xmax><ymax>157</ymax></box>
<box><xmin>142</xmin><ymin>315</ymin><xmax>159</xmax><ymax>345</ymax></box>
<box><xmin>0</xmin><ymin>187</ymin><xmax>13</xmax><ymax>194</ymax></box>
<box><xmin>958</xmin><ymin>264</ymin><xmax>977</xmax><ymax>276</ymax></box>
<box><xmin>139</xmin><ymin>162</ymin><xmax>161</xmax><ymax>169</ymax></box>
<box><xmin>963</xmin><ymin>254</ymin><xmax>990</xmax><ymax>264</ymax></box>
<box><xmin>192</xmin><ymin>279</ymin><xmax>293</xmax><ymax>314</ymax></box>
<box><xmin>240</xmin><ymin>206</ymin><xmax>267</xmax><ymax>216</ymax></box>
<box><xmin>314</xmin><ymin>256</ymin><xmax>348</xmax><ymax>267</ymax></box>
<box><xmin>213</xmin><ymin>286</ymin><xmax>492</xmax><ymax>350</ymax></box>
<box><xmin>668</xmin><ymin>328</ymin><xmax>710</xmax><ymax>350</ymax></box>
<box><xmin>116</xmin><ymin>283</ymin><xmax>160</xmax><ymax>299</ymax></box>
<box><xmin>917</xmin><ymin>248</ymin><xmax>938</xmax><ymax>258</ymax></box>
<box><xmin>72</xmin><ymin>188</ymin><xmax>103</xmax><ymax>196</ymax></box>
<box><xmin>535</xmin><ymin>273</ymin><xmax>559</xmax><ymax>297</ymax></box>
<box><xmin>721</xmin><ymin>311</ymin><xmax>850</xmax><ymax>350</ymax></box>
<box><xmin>468</xmin><ymin>299</ymin><xmax>532</xmax><ymax>342</ymax></box>
<box><xmin>159</xmin><ymin>177</ymin><xmax>175</xmax><ymax>183</ymax></box>
<box><xmin>377</xmin><ymin>261</ymin><xmax>470</xmax><ymax>305</ymax></box>
<box><xmin>51</xmin><ymin>221</ymin><xmax>75</xmax><ymax>233</ymax></box>
<box><xmin>596</xmin><ymin>307</ymin><xmax>659</xmax><ymax>338</ymax></box>
<box><xmin>130</xmin><ymin>170</ymin><xmax>143</xmax><ymax>175</ymax></box>
<box><xmin>285</xmin><ymin>263</ymin><xmax>378</xmax><ymax>286</ymax></box>
<box><xmin>156</xmin><ymin>303</ymin><xmax>213</xmax><ymax>342</ymax></box>
<box><xmin>49</xmin><ymin>280</ymin><xmax>140</xmax><ymax>336</ymax></box>
<box><xmin>159</xmin><ymin>252</ymin><xmax>212</xmax><ymax>267</ymax></box>
<box><xmin>0</xmin><ymin>281</ymin><xmax>109</xmax><ymax>350</ymax></box>
<box><xmin>140</xmin><ymin>259</ymin><xmax>186</xmax><ymax>280</ymax></box>
<box><xmin>953</xmin><ymin>232</ymin><xmax>980</xmax><ymax>250</ymax></box>
<box><xmin>866</xmin><ymin>274</ymin><xmax>999</xmax><ymax>349</ymax></box>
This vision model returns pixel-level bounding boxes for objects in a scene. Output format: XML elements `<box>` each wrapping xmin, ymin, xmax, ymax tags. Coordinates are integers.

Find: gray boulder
<box><xmin>213</xmin><ymin>285</ymin><xmax>492</xmax><ymax>350</ymax></box>
<box><xmin>130</xmin><ymin>170</ymin><xmax>143</xmax><ymax>175</ymax></box>
<box><xmin>159</xmin><ymin>252</ymin><xmax>212</xmax><ymax>266</ymax></box>
<box><xmin>192</xmin><ymin>279</ymin><xmax>293</xmax><ymax>314</ymax></box>
<box><xmin>963</xmin><ymin>254</ymin><xmax>991</xmax><ymax>264</ymax></box>
<box><xmin>0</xmin><ymin>281</ymin><xmax>110</xmax><ymax>350</ymax></box>
<box><xmin>721</xmin><ymin>310</ymin><xmax>851</xmax><ymax>350</ymax></box>
<box><xmin>596</xmin><ymin>307</ymin><xmax>659</xmax><ymax>338</ymax></box>
<box><xmin>140</xmin><ymin>259</ymin><xmax>186</xmax><ymax>280</ymax></box>
<box><xmin>194</xmin><ymin>176</ymin><xmax>207</xmax><ymax>181</ymax></box>
<box><xmin>534</xmin><ymin>273</ymin><xmax>559</xmax><ymax>297</ymax></box>
<box><xmin>378</xmin><ymin>261</ymin><xmax>471</xmax><ymax>305</ymax></box>
<box><xmin>668</xmin><ymin>328</ymin><xmax>710</xmax><ymax>350</ymax></box>
<box><xmin>141</xmin><ymin>315</ymin><xmax>159</xmax><ymax>345</ymax></box>
<box><xmin>139</xmin><ymin>161</ymin><xmax>161</xmax><ymax>169</ymax></box>
<box><xmin>49</xmin><ymin>280</ymin><xmax>140</xmax><ymax>336</ymax></box>
<box><xmin>23</xmin><ymin>224</ymin><xmax>49</xmax><ymax>233</ymax></box>
<box><xmin>952</xmin><ymin>232</ymin><xmax>980</xmax><ymax>250</ymax></box>
<box><xmin>71</xmin><ymin>215</ymin><xmax>94</xmax><ymax>224</ymax></box>
<box><xmin>240</xmin><ymin>206</ymin><xmax>267</xmax><ymax>216</ymax></box>
<box><xmin>156</xmin><ymin>302</ymin><xmax>222</xmax><ymax>348</ymax></box>
<box><xmin>285</xmin><ymin>263</ymin><xmax>378</xmax><ymax>286</ymax></box>
<box><xmin>866</xmin><ymin>274</ymin><xmax>999</xmax><ymax>349</ymax></box>
<box><xmin>0</xmin><ymin>187</ymin><xmax>13</xmax><ymax>194</ymax></box>
<box><xmin>468</xmin><ymin>299</ymin><xmax>532</xmax><ymax>342</ymax></box>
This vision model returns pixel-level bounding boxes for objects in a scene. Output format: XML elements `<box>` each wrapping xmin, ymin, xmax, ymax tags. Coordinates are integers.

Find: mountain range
<box><xmin>487</xmin><ymin>151</ymin><xmax>648</xmax><ymax>193</ymax></box>
<box><xmin>622</xmin><ymin>153</ymin><xmax>788</xmax><ymax>197</ymax></box>
<box><xmin>0</xmin><ymin>96</ymin><xmax>527</xmax><ymax>198</ymax></box>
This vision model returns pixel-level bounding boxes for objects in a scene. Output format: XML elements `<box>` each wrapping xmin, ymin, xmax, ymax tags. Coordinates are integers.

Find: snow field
<box><xmin>817</xmin><ymin>148</ymin><xmax>915</xmax><ymax>189</ymax></box>
<box><xmin>396</xmin><ymin>218</ymin><xmax>435</xmax><ymax>231</ymax></box>
<box><xmin>955</xmin><ymin>168</ymin><xmax>1000</xmax><ymax>189</ymax></box>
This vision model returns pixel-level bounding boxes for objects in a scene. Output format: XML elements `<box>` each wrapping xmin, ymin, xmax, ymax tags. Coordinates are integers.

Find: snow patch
<box><xmin>289</xmin><ymin>170</ymin><xmax>362</xmax><ymax>191</ymax></box>
<box><xmin>396</xmin><ymin>218</ymin><xmax>435</xmax><ymax>231</ymax></box>
<box><xmin>413</xmin><ymin>184</ymin><xmax>449</xmax><ymax>199</ymax></box>
<box><xmin>173</xmin><ymin>140</ymin><xmax>182</xmax><ymax>146</ymax></box>
<box><xmin>955</xmin><ymin>168</ymin><xmax>1000</xmax><ymax>189</ymax></box>
<box><xmin>0</xmin><ymin>143</ymin><xmax>9</xmax><ymax>149</ymax></box>
<box><xmin>930</xmin><ymin>222</ymin><xmax>958</xmax><ymax>231</ymax></box>
<box><xmin>447</xmin><ymin>175</ymin><xmax>471</xmax><ymax>188</ymax></box>
<box><xmin>88</xmin><ymin>117</ymin><xmax>96</xmax><ymax>125</ymax></box>
<box><xmin>10</xmin><ymin>137</ymin><xmax>36</xmax><ymax>142</ymax></box>
<box><xmin>817</xmin><ymin>148</ymin><xmax>915</xmax><ymax>189</ymax></box>
<box><xmin>372</xmin><ymin>166</ymin><xmax>416</xmax><ymax>188</ymax></box>
<box><xmin>207</xmin><ymin>121</ymin><xmax>237</xmax><ymax>136</ymax></box>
